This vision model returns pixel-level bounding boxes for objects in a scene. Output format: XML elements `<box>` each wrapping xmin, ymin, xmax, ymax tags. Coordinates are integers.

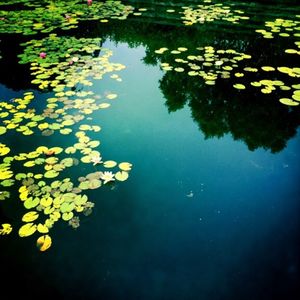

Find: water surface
<box><xmin>0</xmin><ymin>1</ymin><xmax>299</xmax><ymax>299</ymax></box>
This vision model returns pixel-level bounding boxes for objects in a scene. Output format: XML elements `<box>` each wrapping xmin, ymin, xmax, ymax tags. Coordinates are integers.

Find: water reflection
<box><xmin>0</xmin><ymin>1</ymin><xmax>299</xmax><ymax>299</ymax></box>
<box><xmin>1</xmin><ymin>0</ymin><xmax>299</xmax><ymax>153</ymax></box>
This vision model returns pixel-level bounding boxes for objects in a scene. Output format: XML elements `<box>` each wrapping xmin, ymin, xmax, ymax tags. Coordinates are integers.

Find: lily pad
<box><xmin>19</xmin><ymin>223</ymin><xmax>37</xmax><ymax>237</ymax></box>
<box><xmin>36</xmin><ymin>235</ymin><xmax>52</xmax><ymax>251</ymax></box>
<box><xmin>115</xmin><ymin>171</ymin><xmax>129</xmax><ymax>181</ymax></box>
<box><xmin>22</xmin><ymin>211</ymin><xmax>39</xmax><ymax>222</ymax></box>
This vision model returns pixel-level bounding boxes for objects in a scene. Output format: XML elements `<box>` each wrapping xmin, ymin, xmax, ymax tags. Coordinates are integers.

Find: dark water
<box><xmin>0</xmin><ymin>1</ymin><xmax>300</xmax><ymax>299</ymax></box>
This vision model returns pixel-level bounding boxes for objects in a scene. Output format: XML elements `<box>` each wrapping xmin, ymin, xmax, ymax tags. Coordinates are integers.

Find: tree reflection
<box><xmin>0</xmin><ymin>5</ymin><xmax>299</xmax><ymax>153</ymax></box>
<box><xmin>159</xmin><ymin>70</ymin><xmax>300</xmax><ymax>153</ymax></box>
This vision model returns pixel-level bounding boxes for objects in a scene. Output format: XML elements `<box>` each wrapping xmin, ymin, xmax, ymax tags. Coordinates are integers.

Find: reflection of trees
<box><xmin>1</xmin><ymin>7</ymin><xmax>300</xmax><ymax>153</ymax></box>
<box><xmin>0</xmin><ymin>34</ymin><xmax>33</xmax><ymax>90</ymax></box>
<box><xmin>159</xmin><ymin>71</ymin><xmax>300</xmax><ymax>153</ymax></box>
<box><xmin>99</xmin><ymin>18</ymin><xmax>300</xmax><ymax>153</ymax></box>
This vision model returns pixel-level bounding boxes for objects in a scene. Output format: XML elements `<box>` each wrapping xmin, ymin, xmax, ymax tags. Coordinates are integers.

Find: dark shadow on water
<box><xmin>1</xmin><ymin>6</ymin><xmax>300</xmax><ymax>154</ymax></box>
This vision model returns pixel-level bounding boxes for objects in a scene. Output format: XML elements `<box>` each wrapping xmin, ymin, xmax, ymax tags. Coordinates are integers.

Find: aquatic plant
<box><xmin>0</xmin><ymin>32</ymin><xmax>132</xmax><ymax>251</ymax></box>
<box><xmin>155</xmin><ymin>46</ymin><xmax>251</xmax><ymax>86</ymax></box>
<box><xmin>256</xmin><ymin>17</ymin><xmax>300</xmax><ymax>39</ymax></box>
<box><xmin>0</xmin><ymin>223</ymin><xmax>12</xmax><ymax>235</ymax></box>
<box><xmin>180</xmin><ymin>1</ymin><xmax>249</xmax><ymax>26</ymax></box>
<box><xmin>18</xmin><ymin>35</ymin><xmax>124</xmax><ymax>92</ymax></box>
<box><xmin>154</xmin><ymin>43</ymin><xmax>300</xmax><ymax>106</ymax></box>
<box><xmin>0</xmin><ymin>0</ymin><xmax>134</xmax><ymax>35</ymax></box>
<box><xmin>0</xmin><ymin>102</ymin><xmax>132</xmax><ymax>250</ymax></box>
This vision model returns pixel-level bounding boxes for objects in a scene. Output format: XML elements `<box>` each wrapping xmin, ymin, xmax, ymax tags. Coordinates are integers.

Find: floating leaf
<box><xmin>119</xmin><ymin>162</ymin><xmax>132</xmax><ymax>171</ymax></box>
<box><xmin>0</xmin><ymin>168</ymin><xmax>13</xmax><ymax>180</ymax></box>
<box><xmin>24</xmin><ymin>161</ymin><xmax>36</xmax><ymax>167</ymax></box>
<box><xmin>99</xmin><ymin>103</ymin><xmax>111</xmax><ymax>109</ymax></box>
<box><xmin>0</xmin><ymin>144</ymin><xmax>10</xmax><ymax>156</ymax></box>
<box><xmin>233</xmin><ymin>83</ymin><xmax>246</xmax><ymax>90</ymax></box>
<box><xmin>292</xmin><ymin>94</ymin><xmax>300</xmax><ymax>101</ymax></box>
<box><xmin>19</xmin><ymin>223</ymin><xmax>37</xmax><ymax>237</ymax></box>
<box><xmin>60</xmin><ymin>202</ymin><xmax>75</xmax><ymax>213</ymax></box>
<box><xmin>49</xmin><ymin>147</ymin><xmax>63</xmax><ymax>154</ymax></box>
<box><xmin>36</xmin><ymin>235</ymin><xmax>52</xmax><ymax>251</ymax></box>
<box><xmin>106</xmin><ymin>93</ymin><xmax>117</xmax><ymax>100</ymax></box>
<box><xmin>115</xmin><ymin>171</ymin><xmax>129</xmax><ymax>181</ymax></box>
<box><xmin>37</xmin><ymin>224</ymin><xmax>49</xmax><ymax>234</ymax></box>
<box><xmin>24</xmin><ymin>197</ymin><xmax>40</xmax><ymax>209</ymax></box>
<box><xmin>75</xmin><ymin>195</ymin><xmax>88</xmax><ymax>206</ymax></box>
<box><xmin>0</xmin><ymin>126</ymin><xmax>7</xmax><ymax>135</ymax></box>
<box><xmin>62</xmin><ymin>212</ymin><xmax>74</xmax><ymax>221</ymax></box>
<box><xmin>44</xmin><ymin>170</ymin><xmax>59</xmax><ymax>178</ymax></box>
<box><xmin>279</xmin><ymin>98</ymin><xmax>299</xmax><ymax>106</ymax></box>
<box><xmin>89</xmin><ymin>179</ymin><xmax>101</xmax><ymax>189</ymax></box>
<box><xmin>22</xmin><ymin>211</ymin><xmax>39</xmax><ymax>222</ymax></box>
<box><xmin>61</xmin><ymin>158</ymin><xmax>74</xmax><ymax>167</ymax></box>
<box><xmin>78</xmin><ymin>181</ymin><xmax>90</xmax><ymax>190</ymax></box>
<box><xmin>104</xmin><ymin>160</ymin><xmax>117</xmax><ymax>168</ymax></box>
<box><xmin>1</xmin><ymin>179</ymin><xmax>14</xmax><ymax>187</ymax></box>
<box><xmin>261</xmin><ymin>66</ymin><xmax>275</xmax><ymax>71</ymax></box>
<box><xmin>87</xmin><ymin>141</ymin><xmax>99</xmax><ymax>148</ymax></box>
<box><xmin>60</xmin><ymin>128</ymin><xmax>72</xmax><ymax>135</ymax></box>
<box><xmin>0</xmin><ymin>223</ymin><xmax>12</xmax><ymax>235</ymax></box>
<box><xmin>65</xmin><ymin>146</ymin><xmax>76</xmax><ymax>154</ymax></box>
<box><xmin>0</xmin><ymin>191</ymin><xmax>10</xmax><ymax>201</ymax></box>
<box><xmin>40</xmin><ymin>197</ymin><xmax>53</xmax><ymax>207</ymax></box>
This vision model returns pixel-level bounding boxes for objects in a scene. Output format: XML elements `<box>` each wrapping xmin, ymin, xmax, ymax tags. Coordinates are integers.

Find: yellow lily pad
<box><xmin>0</xmin><ymin>144</ymin><xmax>10</xmax><ymax>156</ymax></box>
<box><xmin>22</xmin><ymin>211</ymin><xmax>39</xmax><ymax>222</ymax></box>
<box><xmin>0</xmin><ymin>126</ymin><xmax>7</xmax><ymax>135</ymax></box>
<box><xmin>0</xmin><ymin>223</ymin><xmax>12</xmax><ymax>235</ymax></box>
<box><xmin>233</xmin><ymin>83</ymin><xmax>246</xmax><ymax>90</ymax></box>
<box><xmin>279</xmin><ymin>98</ymin><xmax>299</xmax><ymax>106</ymax></box>
<box><xmin>119</xmin><ymin>162</ymin><xmax>132</xmax><ymax>171</ymax></box>
<box><xmin>106</xmin><ymin>93</ymin><xmax>117</xmax><ymax>100</ymax></box>
<box><xmin>37</xmin><ymin>235</ymin><xmax>52</xmax><ymax>251</ymax></box>
<box><xmin>19</xmin><ymin>223</ymin><xmax>37</xmax><ymax>237</ymax></box>
<box><xmin>62</xmin><ymin>212</ymin><xmax>74</xmax><ymax>221</ymax></box>
<box><xmin>261</xmin><ymin>66</ymin><xmax>275</xmax><ymax>71</ymax></box>
<box><xmin>115</xmin><ymin>171</ymin><xmax>129</xmax><ymax>181</ymax></box>
<box><xmin>37</xmin><ymin>223</ymin><xmax>49</xmax><ymax>234</ymax></box>
<box><xmin>44</xmin><ymin>170</ymin><xmax>59</xmax><ymax>178</ymax></box>
<box><xmin>104</xmin><ymin>160</ymin><xmax>117</xmax><ymax>168</ymax></box>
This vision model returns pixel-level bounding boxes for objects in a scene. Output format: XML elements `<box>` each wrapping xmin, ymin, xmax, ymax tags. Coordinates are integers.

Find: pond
<box><xmin>0</xmin><ymin>0</ymin><xmax>299</xmax><ymax>299</ymax></box>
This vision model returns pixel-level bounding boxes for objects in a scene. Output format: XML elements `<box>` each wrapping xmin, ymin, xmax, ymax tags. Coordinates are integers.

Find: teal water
<box><xmin>0</xmin><ymin>0</ymin><xmax>300</xmax><ymax>299</ymax></box>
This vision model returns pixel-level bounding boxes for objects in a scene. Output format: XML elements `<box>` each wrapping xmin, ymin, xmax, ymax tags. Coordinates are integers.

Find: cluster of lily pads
<box><xmin>0</xmin><ymin>33</ymin><xmax>132</xmax><ymax>250</ymax></box>
<box><xmin>155</xmin><ymin>46</ymin><xmax>251</xmax><ymax>85</ymax></box>
<box><xmin>1</xmin><ymin>36</ymin><xmax>123</xmax><ymax>137</ymax></box>
<box><xmin>240</xmin><ymin>68</ymin><xmax>300</xmax><ymax>105</ymax></box>
<box><xmin>255</xmin><ymin>17</ymin><xmax>300</xmax><ymax>39</ymax></box>
<box><xmin>155</xmin><ymin>43</ymin><xmax>300</xmax><ymax>106</ymax></box>
<box><xmin>18</xmin><ymin>34</ymin><xmax>124</xmax><ymax>92</ymax></box>
<box><xmin>0</xmin><ymin>132</ymin><xmax>132</xmax><ymax>250</ymax></box>
<box><xmin>0</xmin><ymin>0</ymin><xmax>134</xmax><ymax>35</ymax></box>
<box><xmin>180</xmin><ymin>2</ymin><xmax>249</xmax><ymax>26</ymax></box>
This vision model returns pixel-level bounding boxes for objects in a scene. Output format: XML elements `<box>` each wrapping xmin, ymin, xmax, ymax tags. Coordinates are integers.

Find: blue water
<box><xmin>1</xmin><ymin>1</ymin><xmax>300</xmax><ymax>299</ymax></box>
<box><xmin>1</xmin><ymin>40</ymin><xmax>299</xmax><ymax>300</ymax></box>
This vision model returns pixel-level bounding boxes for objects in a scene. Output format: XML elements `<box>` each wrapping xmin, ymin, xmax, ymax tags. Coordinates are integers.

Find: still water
<box><xmin>0</xmin><ymin>0</ymin><xmax>300</xmax><ymax>299</ymax></box>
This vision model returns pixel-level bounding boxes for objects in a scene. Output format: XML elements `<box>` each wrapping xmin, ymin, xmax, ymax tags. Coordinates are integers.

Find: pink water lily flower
<box><xmin>87</xmin><ymin>0</ymin><xmax>92</xmax><ymax>5</ymax></box>
<box><xmin>39</xmin><ymin>52</ymin><xmax>47</xmax><ymax>59</ymax></box>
